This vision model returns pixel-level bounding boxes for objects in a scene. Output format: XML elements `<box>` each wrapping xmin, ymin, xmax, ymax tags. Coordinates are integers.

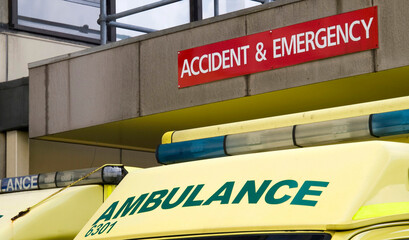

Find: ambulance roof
<box><xmin>0</xmin><ymin>185</ymin><xmax>103</xmax><ymax>240</ymax></box>
<box><xmin>76</xmin><ymin>141</ymin><xmax>409</xmax><ymax>240</ymax></box>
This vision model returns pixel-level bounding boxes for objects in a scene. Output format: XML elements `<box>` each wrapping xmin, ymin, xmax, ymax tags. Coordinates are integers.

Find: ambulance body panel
<box><xmin>0</xmin><ymin>185</ymin><xmax>102</xmax><ymax>240</ymax></box>
<box><xmin>0</xmin><ymin>165</ymin><xmax>127</xmax><ymax>240</ymax></box>
<box><xmin>75</xmin><ymin>141</ymin><xmax>409</xmax><ymax>240</ymax></box>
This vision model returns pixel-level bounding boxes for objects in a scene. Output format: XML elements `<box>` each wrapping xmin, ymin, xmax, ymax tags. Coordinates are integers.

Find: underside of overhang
<box><xmin>36</xmin><ymin>66</ymin><xmax>409</xmax><ymax>152</ymax></box>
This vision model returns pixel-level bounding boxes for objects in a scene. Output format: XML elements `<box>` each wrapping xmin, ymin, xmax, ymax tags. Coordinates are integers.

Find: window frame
<box><xmin>9</xmin><ymin>0</ymin><xmax>116</xmax><ymax>44</ymax></box>
<box><xmin>349</xmin><ymin>224</ymin><xmax>409</xmax><ymax>240</ymax></box>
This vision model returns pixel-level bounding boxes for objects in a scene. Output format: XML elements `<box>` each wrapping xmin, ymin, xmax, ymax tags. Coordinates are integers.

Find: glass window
<box><xmin>11</xmin><ymin>0</ymin><xmax>267</xmax><ymax>43</ymax></box>
<box><xmin>115</xmin><ymin>0</ymin><xmax>263</xmax><ymax>41</ymax></box>
<box><xmin>115</xmin><ymin>0</ymin><xmax>190</xmax><ymax>40</ymax></box>
<box><xmin>350</xmin><ymin>225</ymin><xmax>409</xmax><ymax>240</ymax></box>
<box><xmin>203</xmin><ymin>0</ymin><xmax>261</xmax><ymax>19</ymax></box>
<box><xmin>180</xmin><ymin>234</ymin><xmax>331</xmax><ymax>240</ymax></box>
<box><xmin>12</xmin><ymin>0</ymin><xmax>107</xmax><ymax>43</ymax></box>
<box><xmin>132</xmin><ymin>234</ymin><xmax>332</xmax><ymax>240</ymax></box>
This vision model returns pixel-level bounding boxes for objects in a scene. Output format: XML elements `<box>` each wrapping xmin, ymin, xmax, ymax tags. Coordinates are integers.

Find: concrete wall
<box><xmin>0</xmin><ymin>34</ymin><xmax>6</xmax><ymax>82</ymax></box>
<box><xmin>6</xmin><ymin>131</ymin><xmax>29</xmax><ymax>177</ymax></box>
<box><xmin>29</xmin><ymin>0</ymin><xmax>409</xmax><ymax>137</ymax></box>
<box><xmin>0</xmin><ymin>33</ymin><xmax>87</xmax><ymax>82</ymax></box>
<box><xmin>375</xmin><ymin>0</ymin><xmax>409</xmax><ymax>71</ymax></box>
<box><xmin>0</xmin><ymin>0</ymin><xmax>8</xmax><ymax>24</ymax></box>
<box><xmin>246</xmin><ymin>0</ymin><xmax>374</xmax><ymax>95</ymax></box>
<box><xmin>0</xmin><ymin>31</ymin><xmax>90</xmax><ymax>176</ymax></box>
<box><xmin>29</xmin><ymin>140</ymin><xmax>158</xmax><ymax>174</ymax></box>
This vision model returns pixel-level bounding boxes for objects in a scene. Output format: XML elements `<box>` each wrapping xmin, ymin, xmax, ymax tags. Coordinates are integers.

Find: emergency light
<box><xmin>156</xmin><ymin>109</ymin><xmax>409</xmax><ymax>164</ymax></box>
<box><xmin>0</xmin><ymin>165</ymin><xmax>126</xmax><ymax>193</ymax></box>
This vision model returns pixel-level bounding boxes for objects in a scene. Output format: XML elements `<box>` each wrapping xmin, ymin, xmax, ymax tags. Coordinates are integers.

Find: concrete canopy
<box><xmin>32</xmin><ymin>66</ymin><xmax>409</xmax><ymax>152</ymax></box>
<box><xmin>28</xmin><ymin>0</ymin><xmax>409</xmax><ymax>152</ymax></box>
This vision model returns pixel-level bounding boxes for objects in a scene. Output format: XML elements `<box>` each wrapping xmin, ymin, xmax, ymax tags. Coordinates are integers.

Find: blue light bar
<box><xmin>371</xmin><ymin>109</ymin><xmax>409</xmax><ymax>137</ymax></box>
<box><xmin>156</xmin><ymin>136</ymin><xmax>226</xmax><ymax>164</ymax></box>
<box><xmin>157</xmin><ymin>109</ymin><xmax>409</xmax><ymax>164</ymax></box>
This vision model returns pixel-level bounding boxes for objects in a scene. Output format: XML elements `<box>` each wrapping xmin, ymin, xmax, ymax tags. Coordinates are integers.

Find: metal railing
<box><xmin>98</xmin><ymin>0</ymin><xmax>275</xmax><ymax>45</ymax></box>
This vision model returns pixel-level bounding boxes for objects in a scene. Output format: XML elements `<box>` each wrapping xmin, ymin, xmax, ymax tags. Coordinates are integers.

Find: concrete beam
<box><xmin>140</xmin><ymin>16</ymin><xmax>248</xmax><ymax>115</ymax></box>
<box><xmin>375</xmin><ymin>0</ymin><xmax>409</xmax><ymax>71</ymax></box>
<box><xmin>30</xmin><ymin>44</ymin><xmax>140</xmax><ymax>137</ymax></box>
<box><xmin>0</xmin><ymin>0</ymin><xmax>8</xmax><ymax>24</ymax></box>
<box><xmin>0</xmin><ymin>34</ymin><xmax>6</xmax><ymax>82</ymax></box>
<box><xmin>6</xmin><ymin>131</ymin><xmax>29</xmax><ymax>177</ymax></box>
<box><xmin>7</xmin><ymin>34</ymin><xmax>87</xmax><ymax>81</ymax></box>
<box><xmin>29</xmin><ymin>66</ymin><xmax>47</xmax><ymax>137</ymax></box>
<box><xmin>67</xmin><ymin>43</ymin><xmax>139</xmax><ymax>130</ymax></box>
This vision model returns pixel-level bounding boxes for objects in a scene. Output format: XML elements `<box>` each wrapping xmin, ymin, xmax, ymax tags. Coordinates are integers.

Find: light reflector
<box><xmin>371</xmin><ymin>109</ymin><xmax>409</xmax><ymax>137</ymax></box>
<box><xmin>103</xmin><ymin>166</ymin><xmax>125</xmax><ymax>184</ymax></box>
<box><xmin>38</xmin><ymin>172</ymin><xmax>57</xmax><ymax>189</ymax></box>
<box><xmin>56</xmin><ymin>166</ymin><xmax>125</xmax><ymax>187</ymax></box>
<box><xmin>0</xmin><ymin>165</ymin><xmax>126</xmax><ymax>193</ymax></box>
<box><xmin>295</xmin><ymin>116</ymin><xmax>371</xmax><ymax>147</ymax></box>
<box><xmin>156</xmin><ymin>136</ymin><xmax>226</xmax><ymax>164</ymax></box>
<box><xmin>225</xmin><ymin>126</ymin><xmax>294</xmax><ymax>155</ymax></box>
<box><xmin>156</xmin><ymin>109</ymin><xmax>409</xmax><ymax>165</ymax></box>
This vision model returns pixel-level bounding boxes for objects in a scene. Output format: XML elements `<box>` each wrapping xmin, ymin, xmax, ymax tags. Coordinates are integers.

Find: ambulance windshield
<box><xmin>150</xmin><ymin>234</ymin><xmax>331</xmax><ymax>240</ymax></box>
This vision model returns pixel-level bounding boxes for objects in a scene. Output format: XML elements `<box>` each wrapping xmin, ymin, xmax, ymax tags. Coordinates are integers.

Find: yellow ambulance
<box><xmin>74</xmin><ymin>96</ymin><xmax>409</xmax><ymax>240</ymax></box>
<box><xmin>0</xmin><ymin>165</ymin><xmax>127</xmax><ymax>239</ymax></box>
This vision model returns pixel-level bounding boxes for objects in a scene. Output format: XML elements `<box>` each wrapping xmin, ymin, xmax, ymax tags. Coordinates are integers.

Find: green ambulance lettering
<box><xmin>265</xmin><ymin>180</ymin><xmax>298</xmax><ymax>204</ymax></box>
<box><xmin>113</xmin><ymin>193</ymin><xmax>148</xmax><ymax>219</ymax></box>
<box><xmin>183</xmin><ymin>184</ymin><xmax>205</xmax><ymax>207</ymax></box>
<box><xmin>138</xmin><ymin>190</ymin><xmax>168</xmax><ymax>213</ymax></box>
<box><xmin>232</xmin><ymin>180</ymin><xmax>272</xmax><ymax>204</ymax></box>
<box><xmin>291</xmin><ymin>180</ymin><xmax>329</xmax><ymax>207</ymax></box>
<box><xmin>93</xmin><ymin>179</ymin><xmax>329</xmax><ymax>224</ymax></box>
<box><xmin>203</xmin><ymin>181</ymin><xmax>234</xmax><ymax>205</ymax></box>
<box><xmin>93</xmin><ymin>201</ymin><xmax>119</xmax><ymax>226</ymax></box>
<box><xmin>92</xmin><ymin>193</ymin><xmax>148</xmax><ymax>225</ymax></box>
<box><xmin>162</xmin><ymin>186</ymin><xmax>194</xmax><ymax>209</ymax></box>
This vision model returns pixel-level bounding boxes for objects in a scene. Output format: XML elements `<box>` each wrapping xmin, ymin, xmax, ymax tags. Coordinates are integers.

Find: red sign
<box><xmin>178</xmin><ymin>6</ymin><xmax>378</xmax><ymax>88</ymax></box>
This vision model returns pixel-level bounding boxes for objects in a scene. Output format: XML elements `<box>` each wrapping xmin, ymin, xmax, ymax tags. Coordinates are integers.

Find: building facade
<box><xmin>2</xmin><ymin>0</ymin><xmax>409</xmax><ymax>176</ymax></box>
<box><xmin>0</xmin><ymin>0</ymin><xmax>93</xmax><ymax>178</ymax></box>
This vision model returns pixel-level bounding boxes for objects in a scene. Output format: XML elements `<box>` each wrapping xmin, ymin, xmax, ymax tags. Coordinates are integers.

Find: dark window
<box><xmin>132</xmin><ymin>233</ymin><xmax>332</xmax><ymax>240</ymax></box>
<box><xmin>0</xmin><ymin>77</ymin><xmax>28</xmax><ymax>132</ymax></box>
<box><xmin>180</xmin><ymin>234</ymin><xmax>331</xmax><ymax>240</ymax></box>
